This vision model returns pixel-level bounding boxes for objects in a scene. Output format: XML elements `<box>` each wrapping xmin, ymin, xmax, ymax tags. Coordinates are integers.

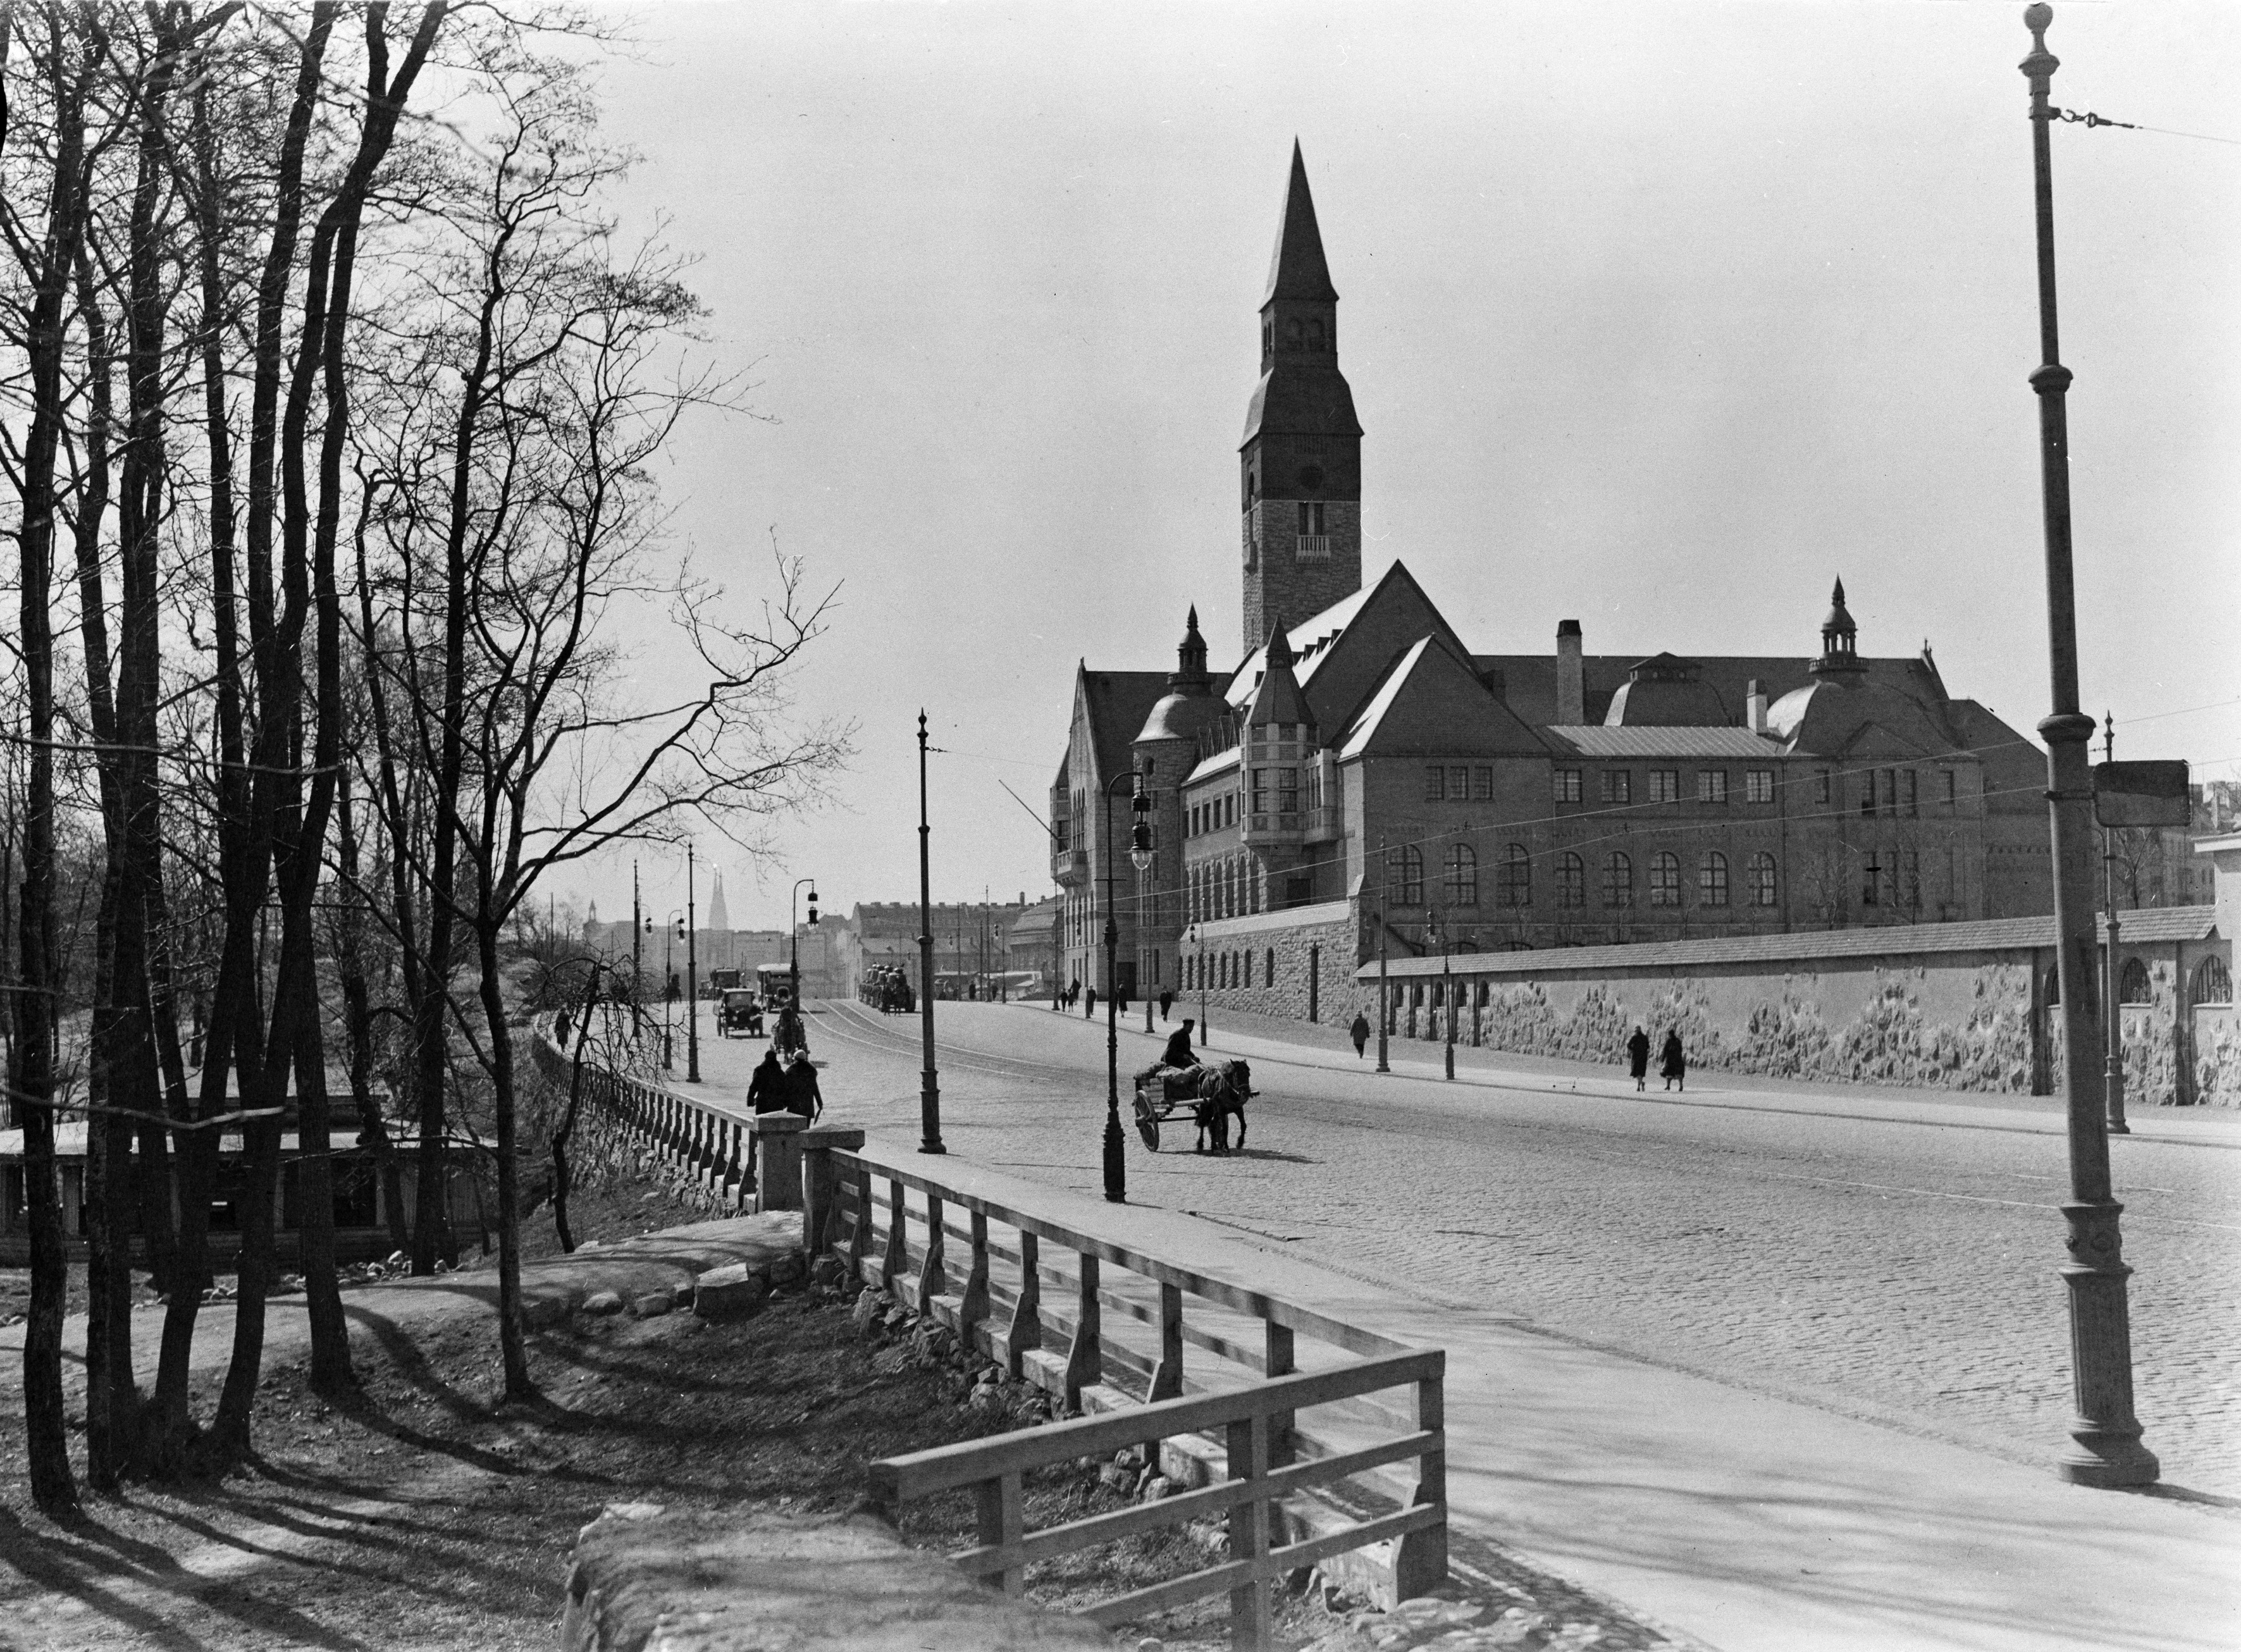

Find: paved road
<box><xmin>681</xmin><ymin>995</ymin><xmax>2241</xmax><ymax>1498</ymax></box>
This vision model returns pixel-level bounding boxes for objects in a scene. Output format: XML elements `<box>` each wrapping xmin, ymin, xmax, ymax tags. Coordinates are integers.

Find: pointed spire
<box><xmin>1247</xmin><ymin>614</ymin><xmax>1313</xmax><ymax>732</ymax></box>
<box><xmin>1263</xmin><ymin>141</ymin><xmax>1339</xmax><ymax>305</ymax></box>
<box><xmin>1171</xmin><ymin>606</ymin><xmax>1211</xmax><ymax>689</ymax></box>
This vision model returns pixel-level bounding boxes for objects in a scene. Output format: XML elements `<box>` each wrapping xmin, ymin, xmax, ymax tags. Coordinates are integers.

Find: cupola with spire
<box><xmin>1240</xmin><ymin>142</ymin><xmax>1364</xmax><ymax>655</ymax></box>
<box><xmin>1811</xmin><ymin>577</ymin><xmax>1865</xmax><ymax>678</ymax></box>
<box><xmin>1135</xmin><ymin>607</ymin><xmax>1225</xmax><ymax>747</ymax></box>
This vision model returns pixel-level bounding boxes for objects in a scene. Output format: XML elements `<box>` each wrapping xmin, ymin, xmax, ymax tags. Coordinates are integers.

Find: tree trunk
<box><xmin>476</xmin><ymin>923</ymin><xmax>533</xmax><ymax>1399</ymax></box>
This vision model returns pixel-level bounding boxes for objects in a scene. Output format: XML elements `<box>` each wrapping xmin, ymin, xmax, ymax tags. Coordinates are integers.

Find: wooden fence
<box><xmin>821</xmin><ymin>1143</ymin><xmax>1447</xmax><ymax>1649</ymax></box>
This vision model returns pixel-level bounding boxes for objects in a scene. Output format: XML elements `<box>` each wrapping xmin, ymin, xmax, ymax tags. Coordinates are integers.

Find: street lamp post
<box><xmin>2100</xmin><ymin>713</ymin><xmax>2129</xmax><ymax>1136</ymax></box>
<box><xmin>1374</xmin><ymin>839</ymin><xmax>1390</xmax><ymax>1074</ymax></box>
<box><xmin>791</xmin><ymin>877</ymin><xmax>820</xmax><ymax>1009</ymax></box>
<box><xmin>663</xmin><ymin>908</ymin><xmax>682</xmax><ymax>1069</ymax></box>
<box><xmin>1142</xmin><ymin>860</ymin><xmax>1158</xmax><ymax>1036</ymax></box>
<box><xmin>917</xmin><ymin>713</ymin><xmax>945</xmax><ymax>1154</ymax></box>
<box><xmin>686</xmin><ymin>842</ymin><xmax>700</xmax><ymax>1083</ymax></box>
<box><xmin>1190</xmin><ymin>922</ymin><xmax>1208</xmax><ymax>1046</ymax></box>
<box><xmin>1426</xmin><ymin>908</ymin><xmax>1455</xmax><ymax>1082</ymax></box>
<box><xmin>2018</xmin><ymin>3</ymin><xmax>2156</xmax><ymax>1488</ymax></box>
<box><xmin>1102</xmin><ymin>767</ymin><xmax>1154</xmax><ymax>1203</ymax></box>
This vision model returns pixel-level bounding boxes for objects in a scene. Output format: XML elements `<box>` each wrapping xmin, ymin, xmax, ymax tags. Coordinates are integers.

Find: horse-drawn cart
<box><xmin>1131</xmin><ymin>1058</ymin><xmax>1252</xmax><ymax>1154</ymax></box>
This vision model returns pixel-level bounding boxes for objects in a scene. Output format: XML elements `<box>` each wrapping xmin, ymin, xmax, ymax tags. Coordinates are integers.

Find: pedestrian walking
<box><xmin>782</xmin><ymin>1053</ymin><xmax>825</xmax><ymax>1119</ymax></box>
<box><xmin>1660</xmin><ymin>1029</ymin><xmax>1686</xmax><ymax>1092</ymax></box>
<box><xmin>1084</xmin><ymin>984</ymin><xmax>1097</xmax><ymax>1020</ymax></box>
<box><xmin>748</xmin><ymin>1047</ymin><xmax>789</xmax><ymax>1113</ymax></box>
<box><xmin>1627</xmin><ymin>1025</ymin><xmax>1650</xmax><ymax>1091</ymax></box>
<box><xmin>1349</xmin><ymin>1011</ymin><xmax>1371</xmax><ymax>1059</ymax></box>
<box><xmin>1159</xmin><ymin>988</ymin><xmax>1175</xmax><ymax>1023</ymax></box>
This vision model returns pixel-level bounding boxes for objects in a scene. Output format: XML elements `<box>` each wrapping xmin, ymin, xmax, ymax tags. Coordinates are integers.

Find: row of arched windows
<box><xmin>1185</xmin><ymin>949</ymin><xmax>1281</xmax><ymax>992</ymax></box>
<box><xmin>2046</xmin><ymin>956</ymin><xmax>2233</xmax><ymax>1009</ymax></box>
<box><xmin>1188</xmin><ymin>856</ymin><xmax>1258</xmax><ymax>924</ymax></box>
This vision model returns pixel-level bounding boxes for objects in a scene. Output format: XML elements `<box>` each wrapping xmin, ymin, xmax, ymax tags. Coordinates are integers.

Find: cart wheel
<box><xmin>1134</xmin><ymin>1097</ymin><xmax>1161</xmax><ymax>1152</ymax></box>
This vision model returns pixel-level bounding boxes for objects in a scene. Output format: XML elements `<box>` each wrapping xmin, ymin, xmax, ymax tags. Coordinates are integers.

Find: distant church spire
<box><xmin>1240</xmin><ymin>143</ymin><xmax>1362</xmax><ymax>655</ymax></box>
<box><xmin>707</xmin><ymin>870</ymin><xmax>730</xmax><ymax>933</ymax></box>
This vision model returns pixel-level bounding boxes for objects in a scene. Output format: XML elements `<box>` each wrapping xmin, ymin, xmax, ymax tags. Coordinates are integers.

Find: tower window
<box><xmin>1297</xmin><ymin>501</ymin><xmax>1324</xmax><ymax>535</ymax></box>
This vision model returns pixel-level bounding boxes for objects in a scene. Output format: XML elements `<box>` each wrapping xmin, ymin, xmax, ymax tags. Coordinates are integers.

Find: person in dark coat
<box><xmin>1067</xmin><ymin>977</ymin><xmax>1080</xmax><ymax>1011</ymax></box>
<box><xmin>783</xmin><ymin>1054</ymin><xmax>824</xmax><ymax>1119</ymax></box>
<box><xmin>748</xmin><ymin>1047</ymin><xmax>789</xmax><ymax>1113</ymax></box>
<box><xmin>1159</xmin><ymin>989</ymin><xmax>1175</xmax><ymax>1023</ymax></box>
<box><xmin>1660</xmin><ymin>1030</ymin><xmax>1686</xmax><ymax>1092</ymax></box>
<box><xmin>1084</xmin><ymin>985</ymin><xmax>1097</xmax><ymax>1020</ymax></box>
<box><xmin>1161</xmin><ymin>1018</ymin><xmax>1197</xmax><ymax>1071</ymax></box>
<box><xmin>1627</xmin><ymin>1026</ymin><xmax>1651</xmax><ymax>1091</ymax></box>
<box><xmin>1349</xmin><ymin>1011</ymin><xmax>1371</xmax><ymax>1059</ymax></box>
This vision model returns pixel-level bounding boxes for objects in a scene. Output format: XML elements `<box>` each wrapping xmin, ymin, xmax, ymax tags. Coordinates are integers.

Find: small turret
<box><xmin>1812</xmin><ymin>577</ymin><xmax>1865</xmax><ymax>677</ymax></box>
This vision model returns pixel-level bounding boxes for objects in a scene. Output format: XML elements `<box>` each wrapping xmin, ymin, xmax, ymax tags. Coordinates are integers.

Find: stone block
<box><xmin>561</xmin><ymin>1508</ymin><xmax>1112</xmax><ymax>1651</ymax></box>
<box><xmin>524</xmin><ymin>1293</ymin><xmax>573</xmax><ymax>1329</ymax></box>
<box><xmin>629</xmin><ymin>1290</ymin><xmax>674</xmax><ymax>1319</ymax></box>
<box><xmin>692</xmin><ymin>1262</ymin><xmax>770</xmax><ymax>1322</ymax></box>
<box><xmin>581</xmin><ymin>1290</ymin><xmax>625</xmax><ymax>1317</ymax></box>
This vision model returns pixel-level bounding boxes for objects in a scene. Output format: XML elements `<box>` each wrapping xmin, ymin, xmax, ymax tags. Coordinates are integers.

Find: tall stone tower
<box><xmin>1240</xmin><ymin>142</ymin><xmax>1363</xmax><ymax>654</ymax></box>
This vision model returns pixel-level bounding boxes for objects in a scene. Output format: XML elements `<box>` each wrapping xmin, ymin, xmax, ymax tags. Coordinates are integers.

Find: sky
<box><xmin>557</xmin><ymin>0</ymin><xmax>2240</xmax><ymax>935</ymax></box>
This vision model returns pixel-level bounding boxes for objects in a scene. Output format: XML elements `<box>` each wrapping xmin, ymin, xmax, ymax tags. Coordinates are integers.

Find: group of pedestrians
<box><xmin>1053</xmin><ymin>977</ymin><xmax>1181</xmax><ymax>1024</ymax></box>
<box><xmin>745</xmin><ymin>1011</ymin><xmax>824</xmax><ymax>1120</ymax></box>
<box><xmin>1626</xmin><ymin>1024</ymin><xmax>1687</xmax><ymax>1091</ymax></box>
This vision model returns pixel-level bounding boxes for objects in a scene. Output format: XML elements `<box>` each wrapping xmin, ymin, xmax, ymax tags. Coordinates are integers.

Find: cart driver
<box><xmin>1161</xmin><ymin>1018</ymin><xmax>1197</xmax><ymax>1071</ymax></box>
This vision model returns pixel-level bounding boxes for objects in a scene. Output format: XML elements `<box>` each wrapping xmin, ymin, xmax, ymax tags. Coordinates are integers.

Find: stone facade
<box><xmin>1182</xmin><ymin>901</ymin><xmax>1365</xmax><ymax>1028</ymax></box>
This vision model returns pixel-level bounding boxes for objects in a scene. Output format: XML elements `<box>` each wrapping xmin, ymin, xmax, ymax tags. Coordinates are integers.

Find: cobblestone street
<box><xmin>689</xmin><ymin>996</ymin><xmax>2241</xmax><ymax>1496</ymax></box>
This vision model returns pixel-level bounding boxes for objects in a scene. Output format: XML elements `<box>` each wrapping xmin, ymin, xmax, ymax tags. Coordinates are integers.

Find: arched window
<box><xmin>1748</xmin><ymin>851</ymin><xmax>1778</xmax><ymax>908</ymax></box>
<box><xmin>1649</xmin><ymin>852</ymin><xmax>1682</xmax><ymax>908</ymax></box>
<box><xmin>1266</xmin><ymin>947</ymin><xmax>1276</xmax><ymax>985</ymax></box>
<box><xmin>2193</xmin><ymin>956</ymin><xmax>2232</xmax><ymax>1006</ymax></box>
<box><xmin>1244</xmin><ymin>951</ymin><xmax>1253</xmax><ymax>988</ymax></box>
<box><xmin>1496</xmin><ymin>844</ymin><xmax>1530</xmax><ymax>908</ymax></box>
<box><xmin>1602</xmin><ymin>852</ymin><xmax>1633</xmax><ymax>908</ymax></box>
<box><xmin>1556</xmin><ymin>852</ymin><xmax>1586</xmax><ymax>908</ymax></box>
<box><xmin>1386</xmin><ymin>844</ymin><xmax>1424</xmax><ymax>907</ymax></box>
<box><xmin>2119</xmin><ymin>958</ymin><xmax>2151</xmax><ymax>1004</ymax></box>
<box><xmin>1445</xmin><ymin>844</ymin><xmax>1479</xmax><ymax>908</ymax></box>
<box><xmin>1699</xmin><ymin>851</ymin><xmax>1729</xmax><ymax>908</ymax></box>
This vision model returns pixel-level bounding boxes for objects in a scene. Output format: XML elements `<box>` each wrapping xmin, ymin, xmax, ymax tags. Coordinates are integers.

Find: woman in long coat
<box><xmin>1626</xmin><ymin>1026</ymin><xmax>1650</xmax><ymax>1090</ymax></box>
<box><xmin>1660</xmin><ymin>1030</ymin><xmax>1686</xmax><ymax>1092</ymax></box>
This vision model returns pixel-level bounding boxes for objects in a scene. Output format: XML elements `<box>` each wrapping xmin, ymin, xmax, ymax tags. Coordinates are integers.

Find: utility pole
<box><xmin>2018</xmin><ymin>2</ymin><xmax>2156</xmax><ymax>1488</ymax></box>
<box><xmin>917</xmin><ymin>713</ymin><xmax>945</xmax><ymax>1153</ymax></box>
<box><xmin>1375</xmin><ymin>837</ymin><xmax>1390</xmax><ymax>1074</ymax></box>
<box><xmin>632</xmin><ymin>861</ymin><xmax>643</xmax><ymax>1047</ymax></box>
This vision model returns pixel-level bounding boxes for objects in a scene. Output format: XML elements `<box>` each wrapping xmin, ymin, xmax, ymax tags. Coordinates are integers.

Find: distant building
<box><xmin>843</xmin><ymin>899</ymin><xmax>1035</xmax><ymax>999</ymax></box>
<box><xmin>1007</xmin><ymin>897</ymin><xmax>1065</xmax><ymax>992</ymax></box>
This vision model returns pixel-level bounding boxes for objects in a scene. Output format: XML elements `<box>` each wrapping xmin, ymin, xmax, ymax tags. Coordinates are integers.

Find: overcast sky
<box><xmin>563</xmin><ymin>0</ymin><xmax>2239</xmax><ymax>935</ymax></box>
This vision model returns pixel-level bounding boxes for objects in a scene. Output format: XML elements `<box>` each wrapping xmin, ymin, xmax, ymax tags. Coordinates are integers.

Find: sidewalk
<box><xmin>998</xmin><ymin>997</ymin><xmax>2241</xmax><ymax>1151</ymax></box>
<box><xmin>846</xmin><ymin>1130</ymin><xmax>2240</xmax><ymax>1652</ymax></box>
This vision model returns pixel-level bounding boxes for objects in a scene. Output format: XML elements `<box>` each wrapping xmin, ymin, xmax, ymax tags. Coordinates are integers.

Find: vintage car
<box><xmin>715</xmin><ymin>988</ymin><xmax>763</xmax><ymax>1039</ymax></box>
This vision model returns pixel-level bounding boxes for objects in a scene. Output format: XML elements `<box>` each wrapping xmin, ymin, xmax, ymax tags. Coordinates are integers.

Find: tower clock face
<box><xmin>1297</xmin><ymin>465</ymin><xmax>1324</xmax><ymax>491</ymax></box>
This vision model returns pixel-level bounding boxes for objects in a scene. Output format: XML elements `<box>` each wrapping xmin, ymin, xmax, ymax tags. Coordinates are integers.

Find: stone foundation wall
<box><xmin>1188</xmin><ymin>903</ymin><xmax>1370</xmax><ymax>1028</ymax></box>
<box><xmin>1352</xmin><ymin>940</ymin><xmax>2235</xmax><ymax>1107</ymax></box>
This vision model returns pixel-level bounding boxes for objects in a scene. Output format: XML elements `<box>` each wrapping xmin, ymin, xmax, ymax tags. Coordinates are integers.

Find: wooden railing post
<box><xmin>1147</xmin><ymin>1282</ymin><xmax>1184</xmax><ymax>1402</ymax></box>
<box><xmin>883</xmin><ymin>1178</ymin><xmax>910</xmax><ymax>1291</ymax></box>
<box><xmin>1263</xmin><ymin>1321</ymin><xmax>1297</xmax><ymax>1549</ymax></box>
<box><xmin>848</xmin><ymin>1165</ymin><xmax>875</xmax><ymax>1278</ymax></box>
<box><xmin>1062</xmin><ymin>1254</ymin><xmax>1101</xmax><ymax>1412</ymax></box>
<box><xmin>802</xmin><ymin>1128</ymin><xmax>865</xmax><ymax>1257</ymax></box>
<box><xmin>1393</xmin><ymin>1364</ymin><xmax>1449</xmax><ymax>1601</ymax></box>
<box><xmin>960</xmin><ymin>1211</ymin><xmax>991</xmax><ymax>1331</ymax></box>
<box><xmin>1226</xmin><ymin>1412</ymin><xmax>1273</xmax><ymax>1651</ymax></box>
<box><xmin>976</xmin><ymin>1471</ymin><xmax>1024</xmax><ymax>1596</ymax></box>
<box><xmin>1006</xmin><ymin>1231</ymin><xmax>1041</xmax><ymax>1378</ymax></box>
<box><xmin>916</xmin><ymin>1192</ymin><xmax>948</xmax><ymax>1314</ymax></box>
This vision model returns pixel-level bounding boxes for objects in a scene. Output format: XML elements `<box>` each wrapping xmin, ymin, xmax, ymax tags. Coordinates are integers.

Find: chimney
<box><xmin>1746</xmin><ymin>678</ymin><xmax>1769</xmax><ymax>734</ymax></box>
<box><xmin>1555</xmin><ymin>620</ymin><xmax>1584</xmax><ymax>725</ymax></box>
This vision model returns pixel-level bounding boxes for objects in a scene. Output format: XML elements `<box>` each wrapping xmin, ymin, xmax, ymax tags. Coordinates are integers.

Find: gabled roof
<box><xmin>1229</xmin><ymin>562</ymin><xmax>1467</xmax><ymax>737</ymax></box>
<box><xmin>1339</xmin><ymin>636</ymin><xmax>1551</xmax><ymax>761</ymax></box>
<box><xmin>1478</xmin><ymin>650</ymin><xmax>1960</xmax><ymax>738</ymax></box>
<box><xmin>1264</xmin><ymin>141</ymin><xmax>1338</xmax><ymax>305</ymax></box>
<box><xmin>1073</xmin><ymin>665</ymin><xmax>1169</xmax><ymax>787</ymax></box>
<box><xmin>1245</xmin><ymin>617</ymin><xmax>1312</xmax><ymax>729</ymax></box>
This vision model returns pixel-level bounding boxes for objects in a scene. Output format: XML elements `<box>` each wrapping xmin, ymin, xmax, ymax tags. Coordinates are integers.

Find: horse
<box><xmin>1191</xmin><ymin>1058</ymin><xmax>1253</xmax><ymax>1154</ymax></box>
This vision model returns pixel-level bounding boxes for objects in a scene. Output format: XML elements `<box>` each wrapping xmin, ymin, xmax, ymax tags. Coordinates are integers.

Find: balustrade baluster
<box><xmin>849</xmin><ymin>1166</ymin><xmax>874</xmax><ymax>1278</ymax></box>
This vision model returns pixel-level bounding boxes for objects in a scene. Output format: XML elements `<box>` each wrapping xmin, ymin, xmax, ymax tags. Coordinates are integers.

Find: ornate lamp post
<box><xmin>2018</xmin><ymin>3</ymin><xmax>2156</xmax><ymax>1488</ymax></box>
<box><xmin>917</xmin><ymin>713</ymin><xmax>944</xmax><ymax>1154</ymax></box>
<box><xmin>790</xmin><ymin>878</ymin><xmax>819</xmax><ymax>1003</ymax></box>
<box><xmin>1102</xmin><ymin>767</ymin><xmax>1154</xmax><ymax>1202</ymax></box>
<box><xmin>664</xmin><ymin>908</ymin><xmax>683</xmax><ymax>1069</ymax></box>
